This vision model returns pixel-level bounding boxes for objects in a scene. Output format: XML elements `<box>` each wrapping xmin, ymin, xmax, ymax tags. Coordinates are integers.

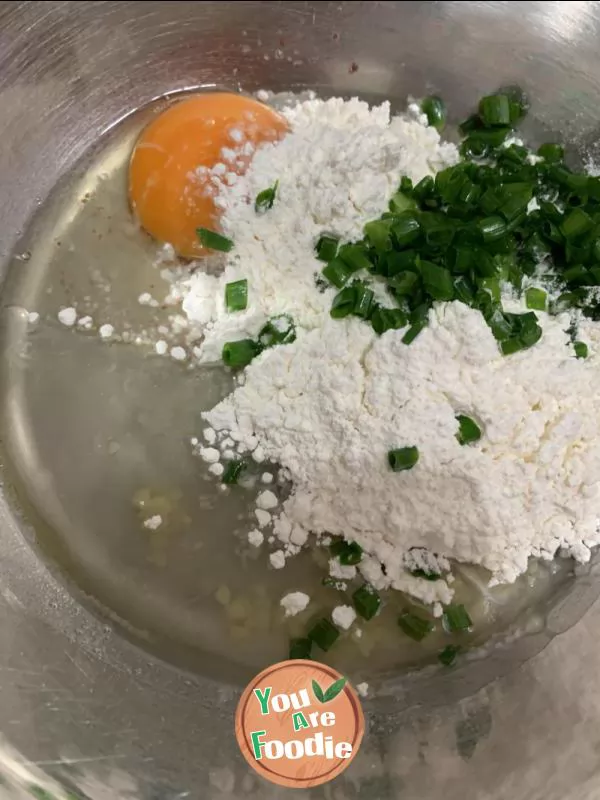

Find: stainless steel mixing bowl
<box><xmin>2</xmin><ymin>2</ymin><xmax>600</xmax><ymax>798</ymax></box>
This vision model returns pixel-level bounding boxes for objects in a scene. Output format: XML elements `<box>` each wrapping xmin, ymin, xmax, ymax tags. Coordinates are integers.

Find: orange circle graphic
<box><xmin>235</xmin><ymin>659</ymin><xmax>365</xmax><ymax>788</ymax></box>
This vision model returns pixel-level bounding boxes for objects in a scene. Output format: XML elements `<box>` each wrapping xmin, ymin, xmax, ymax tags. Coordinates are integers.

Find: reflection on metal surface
<box><xmin>1</xmin><ymin>1</ymin><xmax>600</xmax><ymax>798</ymax></box>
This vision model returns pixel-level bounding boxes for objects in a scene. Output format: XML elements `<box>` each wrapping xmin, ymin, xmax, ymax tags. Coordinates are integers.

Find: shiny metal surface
<box><xmin>2</xmin><ymin>1</ymin><xmax>600</xmax><ymax>798</ymax></box>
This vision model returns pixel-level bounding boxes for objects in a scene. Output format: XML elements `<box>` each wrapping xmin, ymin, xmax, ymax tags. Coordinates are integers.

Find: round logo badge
<box><xmin>235</xmin><ymin>659</ymin><xmax>365</xmax><ymax>788</ymax></box>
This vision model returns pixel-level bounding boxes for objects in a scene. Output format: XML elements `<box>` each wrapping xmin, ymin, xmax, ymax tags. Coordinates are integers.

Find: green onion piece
<box><xmin>442</xmin><ymin>603</ymin><xmax>473</xmax><ymax>633</ymax></box>
<box><xmin>197</xmin><ymin>227</ymin><xmax>234</xmax><ymax>253</ymax></box>
<box><xmin>222</xmin><ymin>459</ymin><xmax>247</xmax><ymax>485</ymax></box>
<box><xmin>420</xmin><ymin>260</ymin><xmax>454</xmax><ymax>301</ymax></box>
<box><xmin>478</xmin><ymin>94</ymin><xmax>511</xmax><ymax>126</ymax></box>
<box><xmin>330</xmin><ymin>286</ymin><xmax>357</xmax><ymax>319</ymax></box>
<box><xmin>501</xmin><ymin>337</ymin><xmax>525</xmax><ymax>356</ymax></box>
<box><xmin>338</xmin><ymin>243</ymin><xmax>372</xmax><ymax>272</ymax></box>
<box><xmin>388</xmin><ymin>446</ymin><xmax>419</xmax><ymax>472</ymax></box>
<box><xmin>398</xmin><ymin>611</ymin><xmax>434</xmax><ymax>642</ymax></box>
<box><xmin>561</xmin><ymin>208</ymin><xmax>594</xmax><ymax>241</ymax></box>
<box><xmin>364</xmin><ymin>220</ymin><xmax>392</xmax><ymax>252</ymax></box>
<box><xmin>413</xmin><ymin>175</ymin><xmax>435</xmax><ymax>202</ymax></box>
<box><xmin>308</xmin><ymin>618</ymin><xmax>339</xmax><ymax>652</ymax></box>
<box><xmin>258</xmin><ymin>314</ymin><xmax>296</xmax><ymax>348</ymax></box>
<box><xmin>352</xmin><ymin>584</ymin><xmax>381</xmax><ymax>621</ymax></box>
<box><xmin>400</xmin><ymin>176</ymin><xmax>414</xmax><ymax>194</ymax></box>
<box><xmin>322</xmin><ymin>258</ymin><xmax>353</xmax><ymax>288</ymax></box>
<box><xmin>438</xmin><ymin>644</ymin><xmax>461</xmax><ymax>667</ymax></box>
<box><xmin>371</xmin><ymin>307</ymin><xmax>408</xmax><ymax>335</ymax></box>
<box><xmin>330</xmin><ymin>539</ymin><xmax>363</xmax><ymax>566</ymax></box>
<box><xmin>289</xmin><ymin>637</ymin><xmax>312</xmax><ymax>660</ymax></box>
<box><xmin>456</xmin><ymin>414</ymin><xmax>482</xmax><ymax>445</ymax></box>
<box><xmin>421</xmin><ymin>95</ymin><xmax>447</xmax><ymax>130</ymax></box>
<box><xmin>574</xmin><ymin>341</ymin><xmax>588</xmax><ymax>359</ymax></box>
<box><xmin>537</xmin><ymin>143</ymin><xmax>564</xmax><ymax>163</ymax></box>
<box><xmin>392</xmin><ymin>213</ymin><xmax>422</xmax><ymax>248</ymax></box>
<box><xmin>222</xmin><ymin>339</ymin><xmax>260</xmax><ymax>368</ymax></box>
<box><xmin>352</xmin><ymin>283</ymin><xmax>375</xmax><ymax>319</ymax></box>
<box><xmin>225</xmin><ymin>279</ymin><xmax>248</xmax><ymax>312</ymax></box>
<box><xmin>316</xmin><ymin>234</ymin><xmax>339</xmax><ymax>262</ymax></box>
<box><xmin>255</xmin><ymin>180</ymin><xmax>279</xmax><ymax>212</ymax></box>
<box><xmin>389</xmin><ymin>192</ymin><xmax>417</xmax><ymax>214</ymax></box>
<box><xmin>459</xmin><ymin>113</ymin><xmax>483</xmax><ymax>135</ymax></box>
<box><xmin>388</xmin><ymin>270</ymin><xmax>419</xmax><ymax>296</ymax></box>
<box><xmin>402</xmin><ymin>320</ymin><xmax>427</xmax><ymax>345</ymax></box>
<box><xmin>478</xmin><ymin>215</ymin><xmax>508</xmax><ymax>243</ymax></box>
<box><xmin>563</xmin><ymin>265</ymin><xmax>592</xmax><ymax>286</ymax></box>
<box><xmin>525</xmin><ymin>287</ymin><xmax>547</xmax><ymax>311</ymax></box>
<box><xmin>409</xmin><ymin>568</ymin><xmax>441</xmax><ymax>581</ymax></box>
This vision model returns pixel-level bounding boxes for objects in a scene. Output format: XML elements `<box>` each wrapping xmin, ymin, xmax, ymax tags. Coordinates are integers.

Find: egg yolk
<box><xmin>128</xmin><ymin>93</ymin><xmax>288</xmax><ymax>259</ymax></box>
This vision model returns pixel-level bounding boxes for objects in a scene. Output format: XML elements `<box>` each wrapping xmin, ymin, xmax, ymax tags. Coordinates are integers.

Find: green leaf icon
<box><xmin>323</xmin><ymin>677</ymin><xmax>347</xmax><ymax>702</ymax></box>
<box><xmin>312</xmin><ymin>679</ymin><xmax>325</xmax><ymax>703</ymax></box>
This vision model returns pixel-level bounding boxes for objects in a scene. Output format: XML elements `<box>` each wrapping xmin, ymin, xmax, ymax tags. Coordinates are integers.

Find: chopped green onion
<box><xmin>438</xmin><ymin>644</ymin><xmax>461</xmax><ymax>667</ymax></box>
<box><xmin>222</xmin><ymin>339</ymin><xmax>260</xmax><ymax>368</ymax></box>
<box><xmin>364</xmin><ymin>220</ymin><xmax>392</xmax><ymax>252</ymax></box>
<box><xmin>258</xmin><ymin>314</ymin><xmax>296</xmax><ymax>348</ymax></box>
<box><xmin>322</xmin><ymin>258</ymin><xmax>353</xmax><ymax>288</ymax></box>
<box><xmin>316</xmin><ymin>234</ymin><xmax>339</xmax><ymax>262</ymax></box>
<box><xmin>225</xmin><ymin>279</ymin><xmax>248</xmax><ymax>312</ymax></box>
<box><xmin>442</xmin><ymin>603</ymin><xmax>473</xmax><ymax>633</ymax></box>
<box><xmin>537</xmin><ymin>143</ymin><xmax>564</xmax><ymax>163</ymax></box>
<box><xmin>389</xmin><ymin>192</ymin><xmax>417</xmax><ymax>214</ymax></box>
<box><xmin>400</xmin><ymin>176</ymin><xmax>414</xmax><ymax>194</ymax></box>
<box><xmin>388</xmin><ymin>446</ymin><xmax>419</xmax><ymax>472</ymax></box>
<box><xmin>574</xmin><ymin>341</ymin><xmax>588</xmax><ymax>359</ymax></box>
<box><xmin>525</xmin><ymin>287</ymin><xmax>547</xmax><ymax>311</ymax></box>
<box><xmin>352</xmin><ymin>283</ymin><xmax>375</xmax><ymax>319</ymax></box>
<box><xmin>222</xmin><ymin>459</ymin><xmax>247</xmax><ymax>485</ymax></box>
<box><xmin>478</xmin><ymin>94</ymin><xmax>511</xmax><ymax>127</ymax></box>
<box><xmin>455</xmin><ymin>415</ymin><xmax>482</xmax><ymax>446</ymax></box>
<box><xmin>330</xmin><ymin>539</ymin><xmax>363</xmax><ymax>566</ymax></box>
<box><xmin>477</xmin><ymin>215</ymin><xmax>508</xmax><ymax>242</ymax></box>
<box><xmin>371</xmin><ymin>307</ymin><xmax>408</xmax><ymax>335</ymax></box>
<box><xmin>561</xmin><ymin>208</ymin><xmax>594</xmax><ymax>241</ymax></box>
<box><xmin>421</xmin><ymin>95</ymin><xmax>447</xmax><ymax>130</ymax></box>
<box><xmin>402</xmin><ymin>320</ymin><xmax>427</xmax><ymax>345</ymax></box>
<box><xmin>197</xmin><ymin>227</ymin><xmax>234</xmax><ymax>252</ymax></box>
<box><xmin>289</xmin><ymin>637</ymin><xmax>312</xmax><ymax>660</ymax></box>
<box><xmin>413</xmin><ymin>176</ymin><xmax>435</xmax><ymax>202</ymax></box>
<box><xmin>398</xmin><ymin>611</ymin><xmax>434</xmax><ymax>642</ymax></box>
<box><xmin>338</xmin><ymin>243</ymin><xmax>372</xmax><ymax>272</ymax></box>
<box><xmin>308</xmin><ymin>618</ymin><xmax>340</xmax><ymax>652</ymax></box>
<box><xmin>352</xmin><ymin>585</ymin><xmax>381</xmax><ymax>621</ymax></box>
<box><xmin>255</xmin><ymin>180</ymin><xmax>279</xmax><ymax>212</ymax></box>
<box><xmin>392</xmin><ymin>213</ymin><xmax>422</xmax><ymax>248</ymax></box>
<box><xmin>409</xmin><ymin>568</ymin><xmax>441</xmax><ymax>581</ymax></box>
<box><xmin>420</xmin><ymin>260</ymin><xmax>455</xmax><ymax>301</ymax></box>
<box><xmin>330</xmin><ymin>286</ymin><xmax>357</xmax><ymax>319</ymax></box>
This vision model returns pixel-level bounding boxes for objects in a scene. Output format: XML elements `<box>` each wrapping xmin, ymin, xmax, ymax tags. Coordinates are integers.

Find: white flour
<box><xmin>176</xmin><ymin>95</ymin><xmax>600</xmax><ymax>607</ymax></box>
<box><xmin>173</xmin><ymin>97</ymin><xmax>457</xmax><ymax>362</ymax></box>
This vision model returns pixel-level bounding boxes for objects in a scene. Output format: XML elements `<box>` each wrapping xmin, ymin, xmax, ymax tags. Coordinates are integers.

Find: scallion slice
<box><xmin>402</xmin><ymin>320</ymin><xmax>427</xmax><ymax>345</ymax></box>
<box><xmin>222</xmin><ymin>459</ymin><xmax>247</xmax><ymax>485</ymax></box>
<box><xmin>371</xmin><ymin>307</ymin><xmax>407</xmax><ymax>335</ymax></box>
<box><xmin>308</xmin><ymin>618</ymin><xmax>339</xmax><ymax>652</ymax></box>
<box><xmin>222</xmin><ymin>339</ymin><xmax>260</xmax><ymax>368</ymax></box>
<box><xmin>438</xmin><ymin>644</ymin><xmax>461</xmax><ymax>667</ymax></box>
<box><xmin>420</xmin><ymin>260</ymin><xmax>455</xmax><ymax>301</ymax></box>
<box><xmin>574</xmin><ymin>341</ymin><xmax>588</xmax><ymax>359</ymax></box>
<box><xmin>525</xmin><ymin>287</ymin><xmax>547</xmax><ymax>311</ymax></box>
<box><xmin>442</xmin><ymin>603</ymin><xmax>473</xmax><ymax>633</ymax></box>
<box><xmin>421</xmin><ymin>95</ymin><xmax>447</xmax><ymax>131</ymax></box>
<box><xmin>398</xmin><ymin>611</ymin><xmax>434</xmax><ymax>642</ymax></box>
<box><xmin>258</xmin><ymin>314</ymin><xmax>296</xmax><ymax>348</ymax></box>
<box><xmin>316</xmin><ymin>234</ymin><xmax>339</xmax><ymax>262</ymax></box>
<box><xmin>388</xmin><ymin>446</ymin><xmax>419</xmax><ymax>472</ymax></box>
<box><xmin>330</xmin><ymin>539</ymin><xmax>363</xmax><ymax>566</ymax></box>
<box><xmin>352</xmin><ymin>585</ymin><xmax>381</xmax><ymax>621</ymax></box>
<box><xmin>225</xmin><ymin>279</ymin><xmax>248</xmax><ymax>312</ymax></box>
<box><xmin>197</xmin><ymin>227</ymin><xmax>234</xmax><ymax>252</ymax></box>
<box><xmin>456</xmin><ymin>414</ymin><xmax>482</xmax><ymax>445</ymax></box>
<box><xmin>537</xmin><ymin>143</ymin><xmax>564</xmax><ymax>163</ymax></box>
<box><xmin>289</xmin><ymin>637</ymin><xmax>312</xmax><ymax>660</ymax></box>
<box><xmin>478</xmin><ymin>94</ymin><xmax>511</xmax><ymax>127</ymax></box>
<box><xmin>322</xmin><ymin>258</ymin><xmax>353</xmax><ymax>288</ymax></box>
<box><xmin>330</xmin><ymin>286</ymin><xmax>357</xmax><ymax>319</ymax></box>
<box><xmin>255</xmin><ymin>180</ymin><xmax>278</xmax><ymax>212</ymax></box>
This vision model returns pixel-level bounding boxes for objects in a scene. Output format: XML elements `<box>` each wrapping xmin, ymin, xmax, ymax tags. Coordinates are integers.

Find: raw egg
<box><xmin>128</xmin><ymin>93</ymin><xmax>288</xmax><ymax>259</ymax></box>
